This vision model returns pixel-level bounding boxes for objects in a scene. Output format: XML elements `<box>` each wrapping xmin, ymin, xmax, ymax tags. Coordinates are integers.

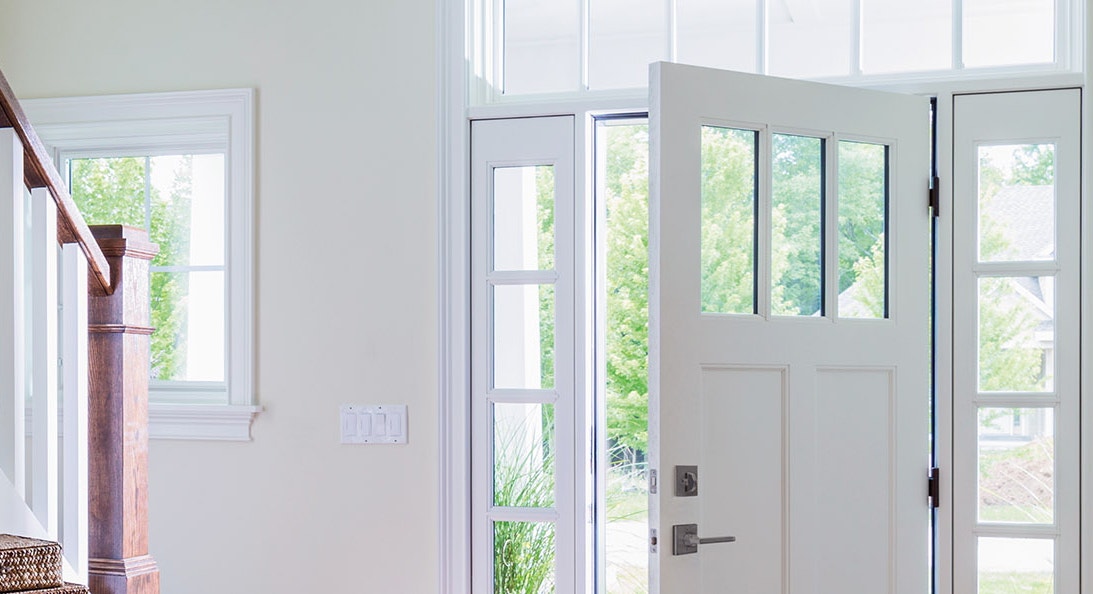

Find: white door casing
<box><xmin>649</xmin><ymin>62</ymin><xmax>930</xmax><ymax>594</ymax></box>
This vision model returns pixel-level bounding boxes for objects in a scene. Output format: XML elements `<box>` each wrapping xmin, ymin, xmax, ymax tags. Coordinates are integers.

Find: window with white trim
<box><xmin>24</xmin><ymin>90</ymin><xmax>259</xmax><ymax>441</ymax></box>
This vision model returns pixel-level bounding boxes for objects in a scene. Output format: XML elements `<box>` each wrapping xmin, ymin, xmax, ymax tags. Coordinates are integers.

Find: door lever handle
<box><xmin>673</xmin><ymin>523</ymin><xmax>736</xmax><ymax>555</ymax></box>
<box><xmin>685</xmin><ymin>534</ymin><xmax>737</xmax><ymax>546</ymax></box>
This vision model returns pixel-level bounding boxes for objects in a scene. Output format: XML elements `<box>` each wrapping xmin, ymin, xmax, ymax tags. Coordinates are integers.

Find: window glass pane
<box><xmin>504</xmin><ymin>0</ymin><xmax>580</xmax><ymax>94</ymax></box>
<box><xmin>768</xmin><ymin>0</ymin><xmax>852</xmax><ymax>78</ymax></box>
<box><xmin>772</xmin><ymin>133</ymin><xmax>824</xmax><ymax>316</ymax></box>
<box><xmin>600</xmin><ymin>121</ymin><xmax>650</xmax><ymax>593</ymax></box>
<box><xmin>964</xmin><ymin>0</ymin><xmax>1054</xmax><ymax>68</ymax></box>
<box><xmin>862</xmin><ymin>0</ymin><xmax>951</xmax><ymax>74</ymax></box>
<box><xmin>494</xmin><ymin>166</ymin><xmax>555</xmax><ymax>272</ymax></box>
<box><xmin>69</xmin><ymin>157</ymin><xmax>147</xmax><ymax>228</ymax></box>
<box><xmin>837</xmin><ymin>141</ymin><xmax>887</xmax><ymax>319</ymax></box>
<box><xmin>978</xmin><ymin>537</ymin><xmax>1054</xmax><ymax>593</ymax></box>
<box><xmin>978</xmin><ymin>144</ymin><xmax>1055</xmax><ymax>262</ymax></box>
<box><xmin>676</xmin><ymin>0</ymin><xmax>757</xmax><ymax>73</ymax></box>
<box><xmin>494</xmin><ymin>521</ymin><xmax>556</xmax><ymax>593</ymax></box>
<box><xmin>978</xmin><ymin>276</ymin><xmax>1054</xmax><ymax>392</ymax></box>
<box><xmin>701</xmin><ymin>126</ymin><xmax>757</xmax><ymax>315</ymax></box>
<box><xmin>151</xmin><ymin>271</ymin><xmax>225</xmax><ymax>382</ymax></box>
<box><xmin>589</xmin><ymin>0</ymin><xmax>667</xmax><ymax>90</ymax></box>
<box><xmin>493</xmin><ymin>402</ymin><xmax>555</xmax><ymax>507</ymax></box>
<box><xmin>978</xmin><ymin>407</ymin><xmax>1054</xmax><ymax>524</ymax></box>
<box><xmin>493</xmin><ymin>284</ymin><xmax>555</xmax><ymax>389</ymax></box>
<box><xmin>149</xmin><ymin>154</ymin><xmax>226</xmax><ymax>268</ymax></box>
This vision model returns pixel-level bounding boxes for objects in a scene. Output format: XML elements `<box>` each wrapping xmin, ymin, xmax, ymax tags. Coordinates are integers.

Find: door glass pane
<box><xmin>150</xmin><ymin>271</ymin><xmax>225</xmax><ymax>382</ymax></box>
<box><xmin>772</xmin><ymin>133</ymin><xmax>824</xmax><ymax>316</ymax></box>
<box><xmin>599</xmin><ymin>121</ymin><xmax>650</xmax><ymax>593</ymax></box>
<box><xmin>768</xmin><ymin>0</ymin><xmax>852</xmax><ymax>78</ymax></box>
<box><xmin>964</xmin><ymin>0</ymin><xmax>1054</xmax><ymax>68</ymax></box>
<box><xmin>978</xmin><ymin>537</ymin><xmax>1054</xmax><ymax>593</ymax></box>
<box><xmin>589</xmin><ymin>0</ymin><xmax>667</xmax><ymax>90</ymax></box>
<box><xmin>494</xmin><ymin>521</ymin><xmax>556</xmax><ymax>593</ymax></box>
<box><xmin>494</xmin><ymin>402</ymin><xmax>555</xmax><ymax>507</ymax></box>
<box><xmin>504</xmin><ymin>0</ymin><xmax>580</xmax><ymax>94</ymax></box>
<box><xmin>837</xmin><ymin>141</ymin><xmax>887</xmax><ymax>319</ymax></box>
<box><xmin>978</xmin><ymin>407</ymin><xmax>1054</xmax><ymax>524</ymax></box>
<box><xmin>676</xmin><ymin>0</ymin><xmax>757</xmax><ymax>73</ymax></box>
<box><xmin>494</xmin><ymin>166</ymin><xmax>555</xmax><ymax>272</ymax></box>
<box><xmin>701</xmin><ymin>126</ymin><xmax>757</xmax><ymax>315</ymax></box>
<box><xmin>978</xmin><ymin>144</ymin><xmax>1056</xmax><ymax>262</ymax></box>
<box><xmin>978</xmin><ymin>277</ymin><xmax>1054</xmax><ymax>393</ymax></box>
<box><xmin>862</xmin><ymin>0</ymin><xmax>951</xmax><ymax>74</ymax></box>
<box><xmin>493</xmin><ymin>284</ymin><xmax>556</xmax><ymax>390</ymax></box>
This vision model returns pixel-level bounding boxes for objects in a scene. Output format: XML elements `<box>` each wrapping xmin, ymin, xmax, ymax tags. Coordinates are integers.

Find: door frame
<box><xmin>437</xmin><ymin>26</ymin><xmax>1090</xmax><ymax>588</ymax></box>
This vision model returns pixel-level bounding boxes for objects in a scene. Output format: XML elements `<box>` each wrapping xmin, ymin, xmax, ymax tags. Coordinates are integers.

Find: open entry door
<box><xmin>649</xmin><ymin>63</ymin><xmax>931</xmax><ymax>594</ymax></box>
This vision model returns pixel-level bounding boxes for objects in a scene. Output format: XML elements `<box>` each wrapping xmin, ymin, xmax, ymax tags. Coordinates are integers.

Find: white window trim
<box><xmin>23</xmin><ymin>89</ymin><xmax>259</xmax><ymax>442</ymax></box>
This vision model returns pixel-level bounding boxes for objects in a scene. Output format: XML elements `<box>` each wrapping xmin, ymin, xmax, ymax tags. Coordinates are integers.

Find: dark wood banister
<box><xmin>0</xmin><ymin>69</ymin><xmax>111</xmax><ymax>293</ymax></box>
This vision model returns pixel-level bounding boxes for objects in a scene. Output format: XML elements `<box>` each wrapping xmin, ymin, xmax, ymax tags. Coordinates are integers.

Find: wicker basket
<box><xmin>9</xmin><ymin>585</ymin><xmax>88</xmax><ymax>594</ymax></box>
<box><xmin>0</xmin><ymin>534</ymin><xmax>64</xmax><ymax>593</ymax></box>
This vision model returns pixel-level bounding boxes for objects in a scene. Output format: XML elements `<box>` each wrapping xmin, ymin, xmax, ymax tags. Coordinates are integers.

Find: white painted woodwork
<box><xmin>61</xmin><ymin>244</ymin><xmax>89</xmax><ymax>583</ymax></box>
<box><xmin>24</xmin><ymin>89</ymin><xmax>258</xmax><ymax>441</ymax></box>
<box><xmin>952</xmin><ymin>89</ymin><xmax>1081</xmax><ymax>593</ymax></box>
<box><xmin>470</xmin><ymin>116</ymin><xmax>581</xmax><ymax>594</ymax></box>
<box><xmin>0</xmin><ymin>128</ymin><xmax>26</xmax><ymax>496</ymax></box>
<box><xmin>30</xmin><ymin>187</ymin><xmax>59</xmax><ymax>540</ymax></box>
<box><xmin>649</xmin><ymin>62</ymin><xmax>930</xmax><ymax>594</ymax></box>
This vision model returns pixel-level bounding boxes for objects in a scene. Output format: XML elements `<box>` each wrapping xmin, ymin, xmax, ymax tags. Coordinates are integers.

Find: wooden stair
<box><xmin>0</xmin><ymin>535</ymin><xmax>87</xmax><ymax>594</ymax></box>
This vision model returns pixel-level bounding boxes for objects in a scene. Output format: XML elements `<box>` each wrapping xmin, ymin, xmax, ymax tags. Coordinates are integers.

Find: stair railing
<box><xmin>0</xmin><ymin>68</ymin><xmax>160</xmax><ymax>594</ymax></box>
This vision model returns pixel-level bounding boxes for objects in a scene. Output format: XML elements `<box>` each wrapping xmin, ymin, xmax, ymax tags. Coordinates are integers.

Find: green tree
<box><xmin>70</xmin><ymin>156</ymin><xmax>194</xmax><ymax>380</ymax></box>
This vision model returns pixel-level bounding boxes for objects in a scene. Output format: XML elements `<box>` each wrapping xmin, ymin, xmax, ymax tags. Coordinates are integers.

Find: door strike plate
<box><xmin>675</xmin><ymin>465</ymin><xmax>698</xmax><ymax>497</ymax></box>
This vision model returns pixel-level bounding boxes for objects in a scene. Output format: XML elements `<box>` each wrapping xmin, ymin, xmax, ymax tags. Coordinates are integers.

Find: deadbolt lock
<box><xmin>675</xmin><ymin>465</ymin><xmax>698</xmax><ymax>497</ymax></box>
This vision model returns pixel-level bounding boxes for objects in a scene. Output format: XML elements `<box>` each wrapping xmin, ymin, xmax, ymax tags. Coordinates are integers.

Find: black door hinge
<box><xmin>929</xmin><ymin>176</ymin><xmax>940</xmax><ymax>218</ymax></box>
<box><xmin>928</xmin><ymin>467</ymin><xmax>940</xmax><ymax>508</ymax></box>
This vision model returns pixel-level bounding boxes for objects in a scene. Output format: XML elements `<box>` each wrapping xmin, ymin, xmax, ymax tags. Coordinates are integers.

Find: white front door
<box><xmin>649</xmin><ymin>63</ymin><xmax>931</xmax><ymax>593</ymax></box>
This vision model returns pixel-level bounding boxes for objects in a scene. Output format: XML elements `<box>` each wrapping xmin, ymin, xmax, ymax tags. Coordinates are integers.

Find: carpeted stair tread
<box><xmin>0</xmin><ymin>534</ymin><xmax>63</xmax><ymax>593</ymax></box>
<box><xmin>10</xmin><ymin>585</ymin><xmax>88</xmax><ymax>594</ymax></box>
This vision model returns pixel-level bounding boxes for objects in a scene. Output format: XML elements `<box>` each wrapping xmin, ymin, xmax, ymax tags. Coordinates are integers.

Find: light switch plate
<box><xmin>340</xmin><ymin>404</ymin><xmax>408</xmax><ymax>444</ymax></box>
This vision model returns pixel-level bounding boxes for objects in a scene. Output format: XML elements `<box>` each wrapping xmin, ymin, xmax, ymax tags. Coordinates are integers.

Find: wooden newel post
<box><xmin>86</xmin><ymin>225</ymin><xmax>160</xmax><ymax>594</ymax></box>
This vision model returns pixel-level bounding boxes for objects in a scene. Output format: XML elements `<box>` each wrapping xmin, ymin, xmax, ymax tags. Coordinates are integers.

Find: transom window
<box><xmin>478</xmin><ymin>0</ymin><xmax>1078</xmax><ymax>99</ymax></box>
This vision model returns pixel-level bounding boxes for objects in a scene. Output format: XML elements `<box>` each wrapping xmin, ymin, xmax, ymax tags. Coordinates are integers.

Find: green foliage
<box><xmin>976</xmin><ymin>147</ymin><xmax>1054</xmax><ymax>393</ymax></box>
<box><xmin>604</xmin><ymin>125</ymin><xmax>651</xmax><ymax>455</ymax></box>
<box><xmin>70</xmin><ymin>156</ymin><xmax>194</xmax><ymax>381</ymax></box>
<box><xmin>700</xmin><ymin>127</ymin><xmax>757</xmax><ymax>314</ymax></box>
<box><xmin>493</xmin><ymin>407</ymin><xmax>556</xmax><ymax>594</ymax></box>
<box><xmin>771</xmin><ymin>134</ymin><xmax>823</xmax><ymax>315</ymax></box>
<box><xmin>537</xmin><ymin>167</ymin><xmax>556</xmax><ymax>389</ymax></box>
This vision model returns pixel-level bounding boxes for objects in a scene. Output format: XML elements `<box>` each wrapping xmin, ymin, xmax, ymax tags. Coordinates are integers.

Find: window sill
<box><xmin>149</xmin><ymin>403</ymin><xmax>262</xmax><ymax>441</ymax></box>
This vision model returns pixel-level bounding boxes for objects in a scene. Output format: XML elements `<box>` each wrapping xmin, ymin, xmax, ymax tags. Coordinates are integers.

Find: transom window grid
<box><xmin>474</xmin><ymin>0</ymin><xmax>1079</xmax><ymax>101</ymax></box>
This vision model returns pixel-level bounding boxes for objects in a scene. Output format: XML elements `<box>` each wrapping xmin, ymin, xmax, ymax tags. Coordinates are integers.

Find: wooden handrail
<box><xmin>0</xmin><ymin>69</ymin><xmax>111</xmax><ymax>293</ymax></box>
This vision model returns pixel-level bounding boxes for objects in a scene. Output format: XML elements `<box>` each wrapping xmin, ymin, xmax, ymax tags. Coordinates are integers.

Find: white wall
<box><xmin>0</xmin><ymin>1</ymin><xmax>439</xmax><ymax>592</ymax></box>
